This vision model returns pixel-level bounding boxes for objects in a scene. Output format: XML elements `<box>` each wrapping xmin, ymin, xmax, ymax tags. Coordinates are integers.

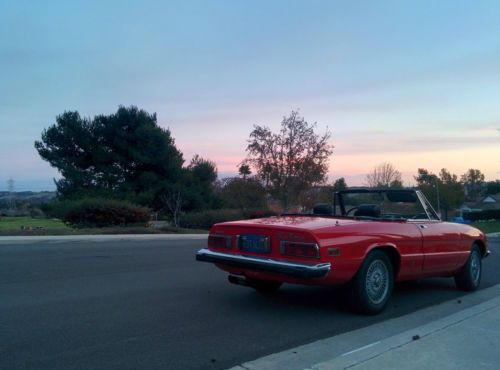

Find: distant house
<box><xmin>479</xmin><ymin>193</ymin><xmax>500</xmax><ymax>210</ymax></box>
<box><xmin>458</xmin><ymin>193</ymin><xmax>500</xmax><ymax>215</ymax></box>
<box><xmin>458</xmin><ymin>203</ymin><xmax>479</xmax><ymax>214</ymax></box>
<box><xmin>482</xmin><ymin>194</ymin><xmax>498</xmax><ymax>204</ymax></box>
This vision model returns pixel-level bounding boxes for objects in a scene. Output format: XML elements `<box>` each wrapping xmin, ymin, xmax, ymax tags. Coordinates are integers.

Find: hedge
<box><xmin>55</xmin><ymin>198</ymin><xmax>150</xmax><ymax>228</ymax></box>
<box><xmin>179</xmin><ymin>208</ymin><xmax>276</xmax><ymax>230</ymax></box>
<box><xmin>463</xmin><ymin>209</ymin><xmax>500</xmax><ymax>222</ymax></box>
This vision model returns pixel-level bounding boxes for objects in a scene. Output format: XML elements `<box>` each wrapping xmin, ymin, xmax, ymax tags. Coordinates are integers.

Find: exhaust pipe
<box><xmin>228</xmin><ymin>274</ymin><xmax>282</xmax><ymax>293</ymax></box>
<box><xmin>228</xmin><ymin>274</ymin><xmax>252</xmax><ymax>287</ymax></box>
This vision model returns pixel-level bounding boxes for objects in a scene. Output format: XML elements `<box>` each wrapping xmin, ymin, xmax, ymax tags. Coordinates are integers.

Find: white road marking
<box><xmin>341</xmin><ymin>341</ymin><xmax>381</xmax><ymax>356</ymax></box>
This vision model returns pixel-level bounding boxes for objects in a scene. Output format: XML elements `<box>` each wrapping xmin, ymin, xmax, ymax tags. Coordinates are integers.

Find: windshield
<box><xmin>333</xmin><ymin>190</ymin><xmax>436</xmax><ymax>221</ymax></box>
<box><xmin>287</xmin><ymin>189</ymin><xmax>439</xmax><ymax>221</ymax></box>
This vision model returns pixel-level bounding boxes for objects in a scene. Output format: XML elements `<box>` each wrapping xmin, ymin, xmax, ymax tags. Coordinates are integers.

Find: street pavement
<box><xmin>0</xmin><ymin>235</ymin><xmax>498</xmax><ymax>369</ymax></box>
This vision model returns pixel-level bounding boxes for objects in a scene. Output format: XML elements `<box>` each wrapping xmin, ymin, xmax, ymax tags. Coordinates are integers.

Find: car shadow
<box><xmin>228</xmin><ymin>277</ymin><xmax>470</xmax><ymax>317</ymax></box>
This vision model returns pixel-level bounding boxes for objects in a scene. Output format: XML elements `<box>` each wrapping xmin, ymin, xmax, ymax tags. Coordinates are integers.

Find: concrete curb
<box><xmin>231</xmin><ymin>284</ymin><xmax>500</xmax><ymax>370</ymax></box>
<box><xmin>486</xmin><ymin>232</ymin><xmax>500</xmax><ymax>241</ymax></box>
<box><xmin>0</xmin><ymin>234</ymin><xmax>208</xmax><ymax>244</ymax></box>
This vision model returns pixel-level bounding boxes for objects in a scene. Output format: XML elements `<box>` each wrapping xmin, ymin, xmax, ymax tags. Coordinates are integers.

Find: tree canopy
<box><xmin>35</xmin><ymin>106</ymin><xmax>220</xmax><ymax>212</ymax></box>
<box><xmin>438</xmin><ymin>168</ymin><xmax>464</xmax><ymax>220</ymax></box>
<box><xmin>238</xmin><ymin>164</ymin><xmax>251</xmax><ymax>180</ymax></box>
<box><xmin>332</xmin><ymin>177</ymin><xmax>348</xmax><ymax>192</ymax></box>
<box><xmin>245</xmin><ymin>110</ymin><xmax>333</xmax><ymax>210</ymax></box>
<box><xmin>181</xmin><ymin>155</ymin><xmax>220</xmax><ymax>211</ymax></box>
<box><xmin>218</xmin><ymin>176</ymin><xmax>267</xmax><ymax>210</ymax></box>
<box><xmin>461</xmin><ymin>168</ymin><xmax>485</xmax><ymax>199</ymax></box>
<box><xmin>486</xmin><ymin>180</ymin><xmax>500</xmax><ymax>195</ymax></box>
<box><xmin>414</xmin><ymin>168</ymin><xmax>464</xmax><ymax>219</ymax></box>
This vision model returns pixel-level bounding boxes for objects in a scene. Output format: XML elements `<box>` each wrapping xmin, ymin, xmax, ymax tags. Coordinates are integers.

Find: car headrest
<box><xmin>354</xmin><ymin>204</ymin><xmax>381</xmax><ymax>218</ymax></box>
<box><xmin>313</xmin><ymin>203</ymin><xmax>332</xmax><ymax>215</ymax></box>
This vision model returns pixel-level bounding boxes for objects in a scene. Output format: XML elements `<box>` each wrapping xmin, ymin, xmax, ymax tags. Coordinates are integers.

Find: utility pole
<box><xmin>435</xmin><ymin>178</ymin><xmax>441</xmax><ymax>217</ymax></box>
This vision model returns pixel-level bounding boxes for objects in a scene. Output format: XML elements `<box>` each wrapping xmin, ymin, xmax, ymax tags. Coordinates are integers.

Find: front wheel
<box><xmin>349</xmin><ymin>250</ymin><xmax>394</xmax><ymax>315</ymax></box>
<box><xmin>454</xmin><ymin>244</ymin><xmax>482</xmax><ymax>291</ymax></box>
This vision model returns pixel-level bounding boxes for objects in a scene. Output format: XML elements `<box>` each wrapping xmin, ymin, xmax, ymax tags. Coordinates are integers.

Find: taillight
<box><xmin>208</xmin><ymin>234</ymin><xmax>232</xmax><ymax>249</ymax></box>
<box><xmin>280</xmin><ymin>241</ymin><xmax>320</xmax><ymax>258</ymax></box>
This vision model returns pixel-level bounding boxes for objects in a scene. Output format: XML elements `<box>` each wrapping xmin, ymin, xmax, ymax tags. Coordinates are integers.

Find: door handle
<box><xmin>419</xmin><ymin>224</ymin><xmax>428</xmax><ymax>229</ymax></box>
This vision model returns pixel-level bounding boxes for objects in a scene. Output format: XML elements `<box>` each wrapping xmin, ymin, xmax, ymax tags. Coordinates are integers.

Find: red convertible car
<box><xmin>196</xmin><ymin>188</ymin><xmax>490</xmax><ymax>314</ymax></box>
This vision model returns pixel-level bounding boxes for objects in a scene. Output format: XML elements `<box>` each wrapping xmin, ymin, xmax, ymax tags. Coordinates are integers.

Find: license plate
<box><xmin>238</xmin><ymin>234</ymin><xmax>270</xmax><ymax>253</ymax></box>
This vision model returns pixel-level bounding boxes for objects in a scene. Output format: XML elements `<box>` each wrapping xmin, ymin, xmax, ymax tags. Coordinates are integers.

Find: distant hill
<box><xmin>0</xmin><ymin>191</ymin><xmax>56</xmax><ymax>204</ymax></box>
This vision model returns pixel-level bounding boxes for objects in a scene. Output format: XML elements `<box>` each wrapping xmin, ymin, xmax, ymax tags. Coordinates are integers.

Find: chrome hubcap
<box><xmin>366</xmin><ymin>260</ymin><xmax>389</xmax><ymax>304</ymax></box>
<box><xmin>470</xmin><ymin>251</ymin><xmax>481</xmax><ymax>285</ymax></box>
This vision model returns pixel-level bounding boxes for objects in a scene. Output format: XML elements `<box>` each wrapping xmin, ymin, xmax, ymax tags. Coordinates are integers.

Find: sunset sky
<box><xmin>1</xmin><ymin>0</ymin><xmax>499</xmax><ymax>190</ymax></box>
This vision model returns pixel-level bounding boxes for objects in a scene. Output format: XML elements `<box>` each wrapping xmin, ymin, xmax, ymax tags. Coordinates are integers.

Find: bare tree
<box><xmin>246</xmin><ymin>110</ymin><xmax>333</xmax><ymax>211</ymax></box>
<box><xmin>162</xmin><ymin>189</ymin><xmax>182</xmax><ymax>228</ymax></box>
<box><xmin>365</xmin><ymin>163</ymin><xmax>402</xmax><ymax>188</ymax></box>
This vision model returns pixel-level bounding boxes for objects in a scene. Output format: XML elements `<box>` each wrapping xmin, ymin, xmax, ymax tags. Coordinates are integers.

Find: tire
<box><xmin>248</xmin><ymin>279</ymin><xmax>282</xmax><ymax>294</ymax></box>
<box><xmin>349</xmin><ymin>250</ymin><xmax>394</xmax><ymax>315</ymax></box>
<box><xmin>454</xmin><ymin>244</ymin><xmax>482</xmax><ymax>291</ymax></box>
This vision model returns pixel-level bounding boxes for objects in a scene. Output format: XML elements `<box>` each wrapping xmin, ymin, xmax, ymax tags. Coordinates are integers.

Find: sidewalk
<box><xmin>313</xmin><ymin>291</ymin><xmax>500</xmax><ymax>369</ymax></box>
<box><xmin>232</xmin><ymin>284</ymin><xmax>500</xmax><ymax>370</ymax></box>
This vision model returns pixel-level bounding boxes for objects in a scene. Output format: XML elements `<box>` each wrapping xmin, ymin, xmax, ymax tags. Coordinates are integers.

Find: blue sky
<box><xmin>1</xmin><ymin>0</ymin><xmax>499</xmax><ymax>190</ymax></box>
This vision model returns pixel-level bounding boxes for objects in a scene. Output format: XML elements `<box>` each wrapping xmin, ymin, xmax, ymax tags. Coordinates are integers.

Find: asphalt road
<box><xmin>1</xmin><ymin>238</ymin><xmax>498</xmax><ymax>370</ymax></box>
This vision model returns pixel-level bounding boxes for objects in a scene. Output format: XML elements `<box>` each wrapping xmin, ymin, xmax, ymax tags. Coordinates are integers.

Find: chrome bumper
<box><xmin>196</xmin><ymin>248</ymin><xmax>331</xmax><ymax>279</ymax></box>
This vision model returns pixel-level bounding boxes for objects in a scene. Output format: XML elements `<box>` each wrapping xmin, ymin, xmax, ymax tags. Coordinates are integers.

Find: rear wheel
<box><xmin>454</xmin><ymin>244</ymin><xmax>482</xmax><ymax>291</ymax></box>
<box><xmin>349</xmin><ymin>250</ymin><xmax>394</xmax><ymax>315</ymax></box>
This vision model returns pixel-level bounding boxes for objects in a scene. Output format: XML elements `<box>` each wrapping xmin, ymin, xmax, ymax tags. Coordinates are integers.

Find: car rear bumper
<box><xmin>195</xmin><ymin>248</ymin><xmax>331</xmax><ymax>279</ymax></box>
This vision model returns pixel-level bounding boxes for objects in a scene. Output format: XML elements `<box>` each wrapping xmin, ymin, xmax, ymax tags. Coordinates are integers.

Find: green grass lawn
<box><xmin>0</xmin><ymin>216</ymin><xmax>207</xmax><ymax>236</ymax></box>
<box><xmin>0</xmin><ymin>216</ymin><xmax>70</xmax><ymax>233</ymax></box>
<box><xmin>471</xmin><ymin>220</ymin><xmax>500</xmax><ymax>234</ymax></box>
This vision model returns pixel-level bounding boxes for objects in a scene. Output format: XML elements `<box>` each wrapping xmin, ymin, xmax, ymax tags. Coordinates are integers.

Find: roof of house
<box><xmin>482</xmin><ymin>194</ymin><xmax>500</xmax><ymax>203</ymax></box>
<box><xmin>461</xmin><ymin>194</ymin><xmax>500</xmax><ymax>211</ymax></box>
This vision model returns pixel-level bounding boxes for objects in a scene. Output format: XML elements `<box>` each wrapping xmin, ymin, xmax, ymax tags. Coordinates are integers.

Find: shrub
<box><xmin>218</xmin><ymin>177</ymin><xmax>267</xmax><ymax>210</ymax></box>
<box><xmin>179</xmin><ymin>208</ymin><xmax>276</xmax><ymax>230</ymax></box>
<box><xmin>57</xmin><ymin>198</ymin><xmax>150</xmax><ymax>228</ymax></box>
<box><xmin>40</xmin><ymin>201</ymin><xmax>64</xmax><ymax>218</ymax></box>
<box><xmin>242</xmin><ymin>208</ymin><xmax>277</xmax><ymax>219</ymax></box>
<box><xmin>463</xmin><ymin>209</ymin><xmax>500</xmax><ymax>222</ymax></box>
